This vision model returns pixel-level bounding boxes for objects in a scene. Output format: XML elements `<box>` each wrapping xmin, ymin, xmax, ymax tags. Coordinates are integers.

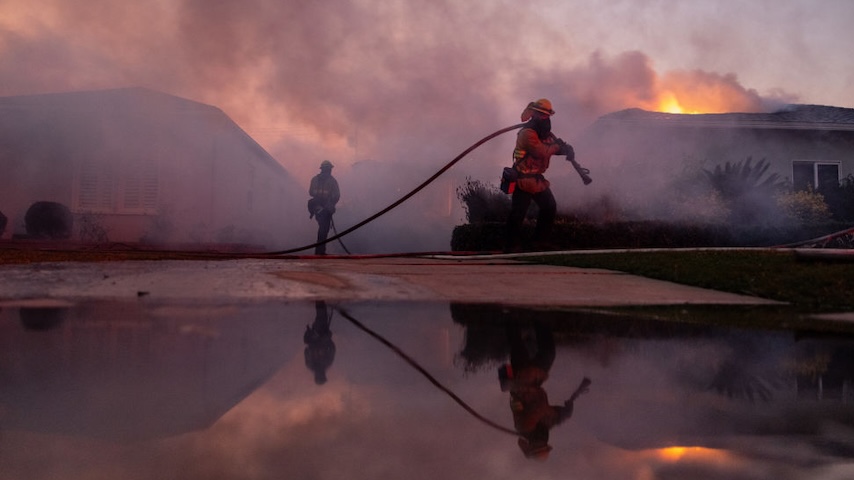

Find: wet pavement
<box><xmin>0</xmin><ymin>256</ymin><xmax>783</xmax><ymax>306</ymax></box>
<box><xmin>2</xmin><ymin>256</ymin><xmax>853</xmax><ymax>479</ymax></box>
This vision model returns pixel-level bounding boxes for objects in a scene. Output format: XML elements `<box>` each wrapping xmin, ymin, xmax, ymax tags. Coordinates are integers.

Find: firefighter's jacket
<box><xmin>512</xmin><ymin>127</ymin><xmax>562</xmax><ymax>194</ymax></box>
<box><xmin>309</xmin><ymin>173</ymin><xmax>340</xmax><ymax>214</ymax></box>
<box><xmin>509</xmin><ymin>367</ymin><xmax>571</xmax><ymax>436</ymax></box>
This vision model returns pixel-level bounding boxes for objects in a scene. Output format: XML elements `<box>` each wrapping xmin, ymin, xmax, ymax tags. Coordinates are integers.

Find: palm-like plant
<box><xmin>703</xmin><ymin>157</ymin><xmax>788</xmax><ymax>224</ymax></box>
<box><xmin>703</xmin><ymin>157</ymin><xmax>785</xmax><ymax>199</ymax></box>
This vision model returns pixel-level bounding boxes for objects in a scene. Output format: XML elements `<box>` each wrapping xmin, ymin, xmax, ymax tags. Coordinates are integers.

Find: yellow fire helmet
<box><xmin>521</xmin><ymin>98</ymin><xmax>555</xmax><ymax>121</ymax></box>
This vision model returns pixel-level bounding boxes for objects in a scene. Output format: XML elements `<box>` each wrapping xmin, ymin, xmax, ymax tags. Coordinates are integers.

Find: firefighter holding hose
<box><xmin>499</xmin><ymin>323</ymin><xmax>591</xmax><ymax>460</ymax></box>
<box><xmin>504</xmin><ymin>99</ymin><xmax>575</xmax><ymax>252</ymax></box>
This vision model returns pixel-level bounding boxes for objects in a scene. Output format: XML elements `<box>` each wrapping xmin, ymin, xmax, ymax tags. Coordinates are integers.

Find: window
<box><xmin>75</xmin><ymin>157</ymin><xmax>158</xmax><ymax>214</ymax></box>
<box><xmin>792</xmin><ymin>161</ymin><xmax>839</xmax><ymax>191</ymax></box>
<box><xmin>76</xmin><ymin>158</ymin><xmax>115</xmax><ymax>213</ymax></box>
<box><xmin>122</xmin><ymin>160</ymin><xmax>159</xmax><ymax>213</ymax></box>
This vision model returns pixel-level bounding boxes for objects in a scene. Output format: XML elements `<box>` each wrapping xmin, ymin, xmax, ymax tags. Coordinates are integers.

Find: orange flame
<box><xmin>656</xmin><ymin>92</ymin><xmax>688</xmax><ymax>114</ymax></box>
<box><xmin>645</xmin><ymin>70</ymin><xmax>769</xmax><ymax>114</ymax></box>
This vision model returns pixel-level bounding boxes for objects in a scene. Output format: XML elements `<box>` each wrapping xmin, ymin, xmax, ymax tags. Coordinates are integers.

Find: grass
<box><xmin>525</xmin><ymin>249</ymin><xmax>854</xmax><ymax>312</ymax></box>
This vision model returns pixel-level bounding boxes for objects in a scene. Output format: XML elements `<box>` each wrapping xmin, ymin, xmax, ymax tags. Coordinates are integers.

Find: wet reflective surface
<box><xmin>3</xmin><ymin>300</ymin><xmax>854</xmax><ymax>479</ymax></box>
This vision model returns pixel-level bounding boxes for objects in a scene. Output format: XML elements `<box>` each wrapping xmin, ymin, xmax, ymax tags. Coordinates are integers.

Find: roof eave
<box><xmin>598</xmin><ymin>118</ymin><xmax>854</xmax><ymax>132</ymax></box>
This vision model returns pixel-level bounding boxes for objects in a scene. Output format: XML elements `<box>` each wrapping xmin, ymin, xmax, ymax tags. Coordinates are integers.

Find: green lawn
<box><xmin>526</xmin><ymin>249</ymin><xmax>854</xmax><ymax>312</ymax></box>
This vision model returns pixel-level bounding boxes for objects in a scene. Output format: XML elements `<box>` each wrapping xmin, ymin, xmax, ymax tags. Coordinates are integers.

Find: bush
<box><xmin>455</xmin><ymin>177</ymin><xmax>511</xmax><ymax>224</ymax></box>
<box><xmin>78</xmin><ymin>213</ymin><xmax>109</xmax><ymax>244</ymax></box>
<box><xmin>776</xmin><ymin>189</ymin><xmax>832</xmax><ymax>225</ymax></box>
<box><xmin>451</xmin><ymin>220</ymin><xmax>854</xmax><ymax>251</ymax></box>
<box><xmin>819</xmin><ymin>174</ymin><xmax>854</xmax><ymax>221</ymax></box>
<box><xmin>24</xmin><ymin>201</ymin><xmax>73</xmax><ymax>239</ymax></box>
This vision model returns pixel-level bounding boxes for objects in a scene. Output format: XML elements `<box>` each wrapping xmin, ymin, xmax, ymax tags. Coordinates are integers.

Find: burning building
<box><xmin>582</xmin><ymin>104</ymin><xmax>854</xmax><ymax>193</ymax></box>
<box><xmin>0</xmin><ymin>87</ymin><xmax>306</xmax><ymax>250</ymax></box>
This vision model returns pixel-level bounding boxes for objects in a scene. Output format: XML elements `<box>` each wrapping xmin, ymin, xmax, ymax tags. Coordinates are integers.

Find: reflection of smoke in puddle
<box><xmin>3</xmin><ymin>300</ymin><xmax>854</xmax><ymax>477</ymax></box>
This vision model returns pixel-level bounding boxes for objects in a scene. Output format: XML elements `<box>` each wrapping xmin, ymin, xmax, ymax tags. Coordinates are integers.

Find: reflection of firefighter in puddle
<box><xmin>304</xmin><ymin>301</ymin><xmax>336</xmax><ymax>385</ymax></box>
<box><xmin>499</xmin><ymin>323</ymin><xmax>591</xmax><ymax>460</ymax></box>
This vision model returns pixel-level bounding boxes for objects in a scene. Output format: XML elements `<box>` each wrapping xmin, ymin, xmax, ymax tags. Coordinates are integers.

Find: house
<box><xmin>0</xmin><ymin>87</ymin><xmax>307</xmax><ymax>249</ymax></box>
<box><xmin>580</xmin><ymin>104</ymin><xmax>854</xmax><ymax>195</ymax></box>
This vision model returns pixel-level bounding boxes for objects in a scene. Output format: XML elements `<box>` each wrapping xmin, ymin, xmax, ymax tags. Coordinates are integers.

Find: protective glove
<box><xmin>556</xmin><ymin>138</ymin><xmax>575</xmax><ymax>161</ymax></box>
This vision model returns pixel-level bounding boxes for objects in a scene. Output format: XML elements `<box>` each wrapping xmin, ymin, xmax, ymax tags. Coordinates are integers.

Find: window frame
<box><xmin>792</xmin><ymin>160</ymin><xmax>840</xmax><ymax>191</ymax></box>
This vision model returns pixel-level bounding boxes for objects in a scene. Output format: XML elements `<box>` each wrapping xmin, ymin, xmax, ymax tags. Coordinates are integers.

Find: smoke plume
<box><xmin>0</xmin><ymin>0</ymin><xmax>813</xmax><ymax>251</ymax></box>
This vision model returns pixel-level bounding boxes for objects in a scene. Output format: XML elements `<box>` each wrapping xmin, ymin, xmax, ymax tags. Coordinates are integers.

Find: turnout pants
<box><xmin>505</xmin><ymin>187</ymin><xmax>556</xmax><ymax>251</ymax></box>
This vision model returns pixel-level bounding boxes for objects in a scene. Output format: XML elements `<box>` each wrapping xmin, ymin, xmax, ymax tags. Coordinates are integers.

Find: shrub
<box><xmin>455</xmin><ymin>177</ymin><xmax>511</xmax><ymax>224</ymax></box>
<box><xmin>78</xmin><ymin>213</ymin><xmax>109</xmax><ymax>244</ymax></box>
<box><xmin>24</xmin><ymin>201</ymin><xmax>73</xmax><ymax>239</ymax></box>
<box><xmin>570</xmin><ymin>194</ymin><xmax>628</xmax><ymax>223</ymax></box>
<box><xmin>819</xmin><ymin>174</ymin><xmax>854</xmax><ymax>221</ymax></box>
<box><xmin>450</xmin><ymin>220</ymin><xmax>854</xmax><ymax>251</ymax></box>
<box><xmin>775</xmin><ymin>189</ymin><xmax>832</xmax><ymax>225</ymax></box>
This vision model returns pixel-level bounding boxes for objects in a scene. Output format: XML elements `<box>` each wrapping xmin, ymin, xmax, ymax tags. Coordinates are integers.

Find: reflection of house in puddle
<box><xmin>794</xmin><ymin>335</ymin><xmax>854</xmax><ymax>403</ymax></box>
<box><xmin>450</xmin><ymin>303</ymin><xmax>854</xmax><ymax>461</ymax></box>
<box><xmin>0</xmin><ymin>301</ymin><xmax>294</xmax><ymax>441</ymax></box>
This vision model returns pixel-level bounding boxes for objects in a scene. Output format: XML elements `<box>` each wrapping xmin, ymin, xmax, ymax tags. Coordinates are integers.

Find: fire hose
<box><xmin>267</xmin><ymin>123</ymin><xmax>525</xmax><ymax>255</ymax></box>
<box><xmin>339</xmin><ymin>307</ymin><xmax>593</xmax><ymax>438</ymax></box>
<box><xmin>337</xmin><ymin>307</ymin><xmax>520</xmax><ymax>436</ymax></box>
<box><xmin>267</xmin><ymin>123</ymin><xmax>593</xmax><ymax>255</ymax></box>
<box><xmin>329</xmin><ymin>216</ymin><xmax>351</xmax><ymax>255</ymax></box>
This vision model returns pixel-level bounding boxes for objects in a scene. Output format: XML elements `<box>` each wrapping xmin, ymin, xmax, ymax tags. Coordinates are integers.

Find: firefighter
<box><xmin>304</xmin><ymin>301</ymin><xmax>336</xmax><ymax>385</ymax></box>
<box><xmin>505</xmin><ymin>99</ymin><xmax>574</xmax><ymax>252</ymax></box>
<box><xmin>308</xmin><ymin>160</ymin><xmax>340</xmax><ymax>255</ymax></box>
<box><xmin>500</xmin><ymin>323</ymin><xmax>590</xmax><ymax>460</ymax></box>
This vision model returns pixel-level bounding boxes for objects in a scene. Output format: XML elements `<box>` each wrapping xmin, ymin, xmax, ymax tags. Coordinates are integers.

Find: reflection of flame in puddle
<box><xmin>651</xmin><ymin>446</ymin><xmax>740</xmax><ymax>469</ymax></box>
<box><xmin>657</xmin><ymin>446</ymin><xmax>723</xmax><ymax>461</ymax></box>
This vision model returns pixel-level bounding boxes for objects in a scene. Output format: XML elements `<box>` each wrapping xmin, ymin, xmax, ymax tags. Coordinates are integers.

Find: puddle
<box><xmin>2</xmin><ymin>300</ymin><xmax>854</xmax><ymax>479</ymax></box>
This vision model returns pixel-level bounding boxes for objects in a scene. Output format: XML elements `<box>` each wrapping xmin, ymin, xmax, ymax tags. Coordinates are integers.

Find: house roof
<box><xmin>594</xmin><ymin>104</ymin><xmax>854</xmax><ymax>132</ymax></box>
<box><xmin>0</xmin><ymin>86</ymin><xmax>216</xmax><ymax>114</ymax></box>
<box><xmin>0</xmin><ymin>87</ymin><xmax>291</xmax><ymax>177</ymax></box>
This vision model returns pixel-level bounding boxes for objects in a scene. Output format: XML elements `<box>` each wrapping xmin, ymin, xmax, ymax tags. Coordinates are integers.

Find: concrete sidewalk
<box><xmin>0</xmin><ymin>256</ymin><xmax>782</xmax><ymax>307</ymax></box>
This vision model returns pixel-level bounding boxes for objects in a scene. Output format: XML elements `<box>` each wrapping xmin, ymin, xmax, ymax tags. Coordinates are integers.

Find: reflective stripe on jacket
<box><xmin>513</xmin><ymin>127</ymin><xmax>560</xmax><ymax>175</ymax></box>
<box><xmin>309</xmin><ymin>174</ymin><xmax>340</xmax><ymax>211</ymax></box>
